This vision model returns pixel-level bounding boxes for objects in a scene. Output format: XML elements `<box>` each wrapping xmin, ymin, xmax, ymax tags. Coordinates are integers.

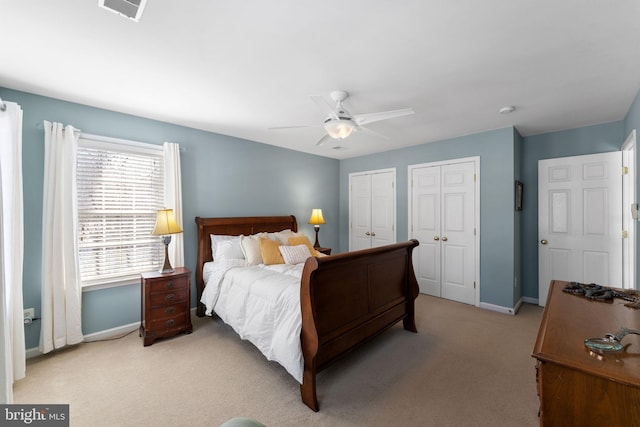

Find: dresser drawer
<box><xmin>148</xmin><ymin>276</ymin><xmax>188</xmax><ymax>293</ymax></box>
<box><xmin>149</xmin><ymin>312</ymin><xmax>190</xmax><ymax>332</ymax></box>
<box><xmin>149</xmin><ymin>288</ymin><xmax>189</xmax><ymax>306</ymax></box>
<box><xmin>149</xmin><ymin>302</ymin><xmax>189</xmax><ymax>319</ymax></box>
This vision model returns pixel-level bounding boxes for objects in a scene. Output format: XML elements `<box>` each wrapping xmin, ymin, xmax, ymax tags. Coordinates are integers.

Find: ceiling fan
<box><xmin>270</xmin><ymin>91</ymin><xmax>414</xmax><ymax>146</ymax></box>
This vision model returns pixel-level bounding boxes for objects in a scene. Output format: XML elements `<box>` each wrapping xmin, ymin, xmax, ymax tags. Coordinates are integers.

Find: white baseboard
<box><xmin>25</xmin><ymin>321</ymin><xmax>141</xmax><ymax>359</ymax></box>
<box><xmin>25</xmin><ymin>346</ymin><xmax>41</xmax><ymax>359</ymax></box>
<box><xmin>25</xmin><ymin>308</ymin><xmax>199</xmax><ymax>359</ymax></box>
<box><xmin>83</xmin><ymin>321</ymin><xmax>140</xmax><ymax>342</ymax></box>
<box><xmin>479</xmin><ymin>301</ymin><xmax>518</xmax><ymax>315</ymax></box>
<box><xmin>522</xmin><ymin>296</ymin><xmax>539</xmax><ymax>305</ymax></box>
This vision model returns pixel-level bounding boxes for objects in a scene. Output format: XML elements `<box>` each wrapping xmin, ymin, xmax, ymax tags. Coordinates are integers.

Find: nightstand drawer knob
<box><xmin>165</xmin><ymin>307</ymin><xmax>175</xmax><ymax>314</ymax></box>
<box><xmin>166</xmin><ymin>281</ymin><xmax>175</xmax><ymax>289</ymax></box>
<box><xmin>165</xmin><ymin>293</ymin><xmax>175</xmax><ymax>301</ymax></box>
<box><xmin>166</xmin><ymin>319</ymin><xmax>175</xmax><ymax>327</ymax></box>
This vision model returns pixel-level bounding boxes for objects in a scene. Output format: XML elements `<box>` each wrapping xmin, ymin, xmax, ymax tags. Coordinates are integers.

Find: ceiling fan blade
<box><xmin>354</xmin><ymin>125</ymin><xmax>389</xmax><ymax>140</ymax></box>
<box><xmin>268</xmin><ymin>124</ymin><xmax>320</xmax><ymax>130</ymax></box>
<box><xmin>354</xmin><ymin>108</ymin><xmax>414</xmax><ymax>126</ymax></box>
<box><xmin>315</xmin><ymin>134</ymin><xmax>332</xmax><ymax>146</ymax></box>
<box><xmin>310</xmin><ymin>95</ymin><xmax>339</xmax><ymax>120</ymax></box>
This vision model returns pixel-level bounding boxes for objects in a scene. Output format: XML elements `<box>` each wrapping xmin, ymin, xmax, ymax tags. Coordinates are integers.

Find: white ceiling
<box><xmin>2</xmin><ymin>1</ymin><xmax>640</xmax><ymax>159</ymax></box>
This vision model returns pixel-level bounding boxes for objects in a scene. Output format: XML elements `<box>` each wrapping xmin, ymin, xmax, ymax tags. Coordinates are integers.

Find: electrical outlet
<box><xmin>24</xmin><ymin>308</ymin><xmax>35</xmax><ymax>319</ymax></box>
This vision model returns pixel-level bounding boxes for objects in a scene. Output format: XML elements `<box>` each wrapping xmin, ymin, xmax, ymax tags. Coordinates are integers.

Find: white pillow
<box><xmin>210</xmin><ymin>234</ymin><xmax>238</xmax><ymax>257</ymax></box>
<box><xmin>269</xmin><ymin>229</ymin><xmax>304</xmax><ymax>245</ymax></box>
<box><xmin>239</xmin><ymin>233</ymin><xmax>268</xmax><ymax>265</ymax></box>
<box><xmin>279</xmin><ymin>244</ymin><xmax>312</xmax><ymax>265</ymax></box>
<box><xmin>214</xmin><ymin>239</ymin><xmax>245</xmax><ymax>260</ymax></box>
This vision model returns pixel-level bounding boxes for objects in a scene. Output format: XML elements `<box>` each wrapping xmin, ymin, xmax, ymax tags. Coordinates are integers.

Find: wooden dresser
<box><xmin>140</xmin><ymin>267</ymin><xmax>193</xmax><ymax>346</ymax></box>
<box><xmin>532</xmin><ymin>280</ymin><xmax>640</xmax><ymax>426</ymax></box>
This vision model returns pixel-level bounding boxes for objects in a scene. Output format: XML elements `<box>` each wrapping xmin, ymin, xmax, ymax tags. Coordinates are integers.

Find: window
<box><xmin>76</xmin><ymin>135</ymin><xmax>165</xmax><ymax>288</ymax></box>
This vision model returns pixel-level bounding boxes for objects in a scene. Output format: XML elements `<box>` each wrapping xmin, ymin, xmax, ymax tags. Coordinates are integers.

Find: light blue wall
<box><xmin>513</xmin><ymin>128</ymin><xmax>523</xmax><ymax>304</ymax></box>
<box><xmin>0</xmin><ymin>88</ymin><xmax>339</xmax><ymax>349</ymax></box>
<box><xmin>624</xmin><ymin>87</ymin><xmax>640</xmax><ymax>289</ymax></box>
<box><xmin>519</xmin><ymin>121</ymin><xmax>624</xmax><ymax>300</ymax></box>
<box><xmin>339</xmin><ymin>127</ymin><xmax>517</xmax><ymax>308</ymax></box>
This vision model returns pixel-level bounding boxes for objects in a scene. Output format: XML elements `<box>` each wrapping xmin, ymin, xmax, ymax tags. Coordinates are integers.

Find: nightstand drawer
<box><xmin>149</xmin><ymin>303</ymin><xmax>189</xmax><ymax>319</ymax></box>
<box><xmin>149</xmin><ymin>288</ymin><xmax>189</xmax><ymax>306</ymax></box>
<box><xmin>149</xmin><ymin>312</ymin><xmax>190</xmax><ymax>332</ymax></box>
<box><xmin>148</xmin><ymin>276</ymin><xmax>188</xmax><ymax>293</ymax></box>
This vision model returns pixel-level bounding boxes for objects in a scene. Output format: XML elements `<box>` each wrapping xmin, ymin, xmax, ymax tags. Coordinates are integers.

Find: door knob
<box><xmin>540</xmin><ymin>239</ymin><xmax>548</xmax><ymax>245</ymax></box>
<box><xmin>371</xmin><ymin>232</ymin><xmax>376</xmax><ymax>237</ymax></box>
<box><xmin>365</xmin><ymin>232</ymin><xmax>371</xmax><ymax>236</ymax></box>
<box><xmin>441</xmin><ymin>236</ymin><xmax>448</xmax><ymax>242</ymax></box>
<box><xmin>433</xmin><ymin>236</ymin><xmax>440</xmax><ymax>241</ymax></box>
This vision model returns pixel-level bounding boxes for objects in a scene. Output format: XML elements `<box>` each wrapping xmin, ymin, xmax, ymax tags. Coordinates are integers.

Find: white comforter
<box><xmin>201</xmin><ymin>260</ymin><xmax>304</xmax><ymax>383</ymax></box>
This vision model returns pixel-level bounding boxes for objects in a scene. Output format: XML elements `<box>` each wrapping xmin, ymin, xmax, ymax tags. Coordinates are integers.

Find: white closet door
<box><xmin>440</xmin><ymin>162</ymin><xmax>476</xmax><ymax>305</ymax></box>
<box><xmin>351</xmin><ymin>174</ymin><xmax>372</xmax><ymax>251</ymax></box>
<box><xmin>349</xmin><ymin>170</ymin><xmax>396</xmax><ymax>250</ymax></box>
<box><xmin>410</xmin><ymin>160</ymin><xmax>477</xmax><ymax>305</ymax></box>
<box><xmin>371</xmin><ymin>171</ymin><xmax>395</xmax><ymax>248</ymax></box>
<box><xmin>411</xmin><ymin>166</ymin><xmax>442</xmax><ymax>296</ymax></box>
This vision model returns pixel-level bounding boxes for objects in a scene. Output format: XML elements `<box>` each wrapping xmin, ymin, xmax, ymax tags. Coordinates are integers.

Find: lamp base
<box><xmin>313</xmin><ymin>225</ymin><xmax>321</xmax><ymax>249</ymax></box>
<box><xmin>159</xmin><ymin>236</ymin><xmax>174</xmax><ymax>274</ymax></box>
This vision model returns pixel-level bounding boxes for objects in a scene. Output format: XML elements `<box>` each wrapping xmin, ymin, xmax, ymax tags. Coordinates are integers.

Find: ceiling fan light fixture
<box><xmin>325</xmin><ymin>119</ymin><xmax>355</xmax><ymax>140</ymax></box>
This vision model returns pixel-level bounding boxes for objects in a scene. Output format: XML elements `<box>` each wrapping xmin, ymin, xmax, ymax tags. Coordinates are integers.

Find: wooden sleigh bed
<box><xmin>195</xmin><ymin>215</ymin><xmax>420</xmax><ymax>411</ymax></box>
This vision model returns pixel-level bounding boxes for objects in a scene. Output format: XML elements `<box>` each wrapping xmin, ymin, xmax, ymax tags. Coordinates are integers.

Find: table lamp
<box><xmin>308</xmin><ymin>208</ymin><xmax>326</xmax><ymax>249</ymax></box>
<box><xmin>152</xmin><ymin>208</ymin><xmax>183</xmax><ymax>273</ymax></box>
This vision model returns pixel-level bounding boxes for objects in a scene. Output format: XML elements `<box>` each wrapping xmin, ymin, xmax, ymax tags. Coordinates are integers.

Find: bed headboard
<box><xmin>194</xmin><ymin>215</ymin><xmax>297</xmax><ymax>316</ymax></box>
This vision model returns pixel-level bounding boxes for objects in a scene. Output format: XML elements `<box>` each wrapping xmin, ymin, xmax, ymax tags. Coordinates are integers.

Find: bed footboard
<box><xmin>299</xmin><ymin>239</ymin><xmax>420</xmax><ymax>411</ymax></box>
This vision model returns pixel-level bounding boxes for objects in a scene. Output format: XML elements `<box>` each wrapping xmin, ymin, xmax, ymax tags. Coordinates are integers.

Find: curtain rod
<box><xmin>0</xmin><ymin>97</ymin><xmax>6</xmax><ymax>112</ymax></box>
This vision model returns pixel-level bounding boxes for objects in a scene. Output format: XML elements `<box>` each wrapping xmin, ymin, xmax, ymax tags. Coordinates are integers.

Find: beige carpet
<box><xmin>13</xmin><ymin>295</ymin><xmax>543</xmax><ymax>426</ymax></box>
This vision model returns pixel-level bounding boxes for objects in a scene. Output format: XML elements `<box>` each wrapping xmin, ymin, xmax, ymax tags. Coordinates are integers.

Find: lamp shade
<box><xmin>151</xmin><ymin>209</ymin><xmax>183</xmax><ymax>235</ymax></box>
<box><xmin>324</xmin><ymin>119</ymin><xmax>355</xmax><ymax>140</ymax></box>
<box><xmin>308</xmin><ymin>209</ymin><xmax>326</xmax><ymax>225</ymax></box>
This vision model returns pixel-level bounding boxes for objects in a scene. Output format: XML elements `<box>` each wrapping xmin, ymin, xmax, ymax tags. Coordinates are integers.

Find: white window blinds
<box><xmin>76</xmin><ymin>137</ymin><xmax>165</xmax><ymax>286</ymax></box>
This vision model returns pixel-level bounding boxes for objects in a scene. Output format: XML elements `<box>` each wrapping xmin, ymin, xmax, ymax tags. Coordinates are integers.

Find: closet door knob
<box><xmin>371</xmin><ymin>232</ymin><xmax>376</xmax><ymax>237</ymax></box>
<box><xmin>365</xmin><ymin>232</ymin><xmax>371</xmax><ymax>236</ymax></box>
<box><xmin>540</xmin><ymin>239</ymin><xmax>548</xmax><ymax>245</ymax></box>
<box><xmin>433</xmin><ymin>236</ymin><xmax>440</xmax><ymax>241</ymax></box>
<box><xmin>441</xmin><ymin>236</ymin><xmax>448</xmax><ymax>242</ymax></box>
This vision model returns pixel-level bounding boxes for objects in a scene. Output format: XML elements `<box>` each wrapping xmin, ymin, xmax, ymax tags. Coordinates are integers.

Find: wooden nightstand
<box><xmin>140</xmin><ymin>267</ymin><xmax>192</xmax><ymax>346</ymax></box>
<box><xmin>316</xmin><ymin>247</ymin><xmax>332</xmax><ymax>255</ymax></box>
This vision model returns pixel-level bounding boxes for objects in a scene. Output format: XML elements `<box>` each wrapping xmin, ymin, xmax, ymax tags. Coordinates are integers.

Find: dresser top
<box><xmin>533</xmin><ymin>280</ymin><xmax>640</xmax><ymax>387</ymax></box>
<box><xmin>140</xmin><ymin>266</ymin><xmax>191</xmax><ymax>280</ymax></box>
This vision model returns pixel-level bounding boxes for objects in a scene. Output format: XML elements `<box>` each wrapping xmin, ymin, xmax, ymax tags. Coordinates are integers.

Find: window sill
<box><xmin>82</xmin><ymin>277</ymin><xmax>140</xmax><ymax>292</ymax></box>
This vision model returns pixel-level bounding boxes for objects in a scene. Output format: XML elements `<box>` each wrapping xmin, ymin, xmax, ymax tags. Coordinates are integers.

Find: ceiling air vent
<box><xmin>99</xmin><ymin>0</ymin><xmax>147</xmax><ymax>22</ymax></box>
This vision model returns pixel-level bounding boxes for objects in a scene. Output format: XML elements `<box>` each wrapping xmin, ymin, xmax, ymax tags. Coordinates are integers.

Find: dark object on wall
<box><xmin>515</xmin><ymin>180</ymin><xmax>523</xmax><ymax>211</ymax></box>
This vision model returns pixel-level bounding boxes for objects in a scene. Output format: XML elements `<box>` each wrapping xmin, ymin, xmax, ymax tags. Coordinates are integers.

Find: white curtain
<box><xmin>40</xmin><ymin>121</ymin><xmax>83</xmax><ymax>354</ymax></box>
<box><xmin>164</xmin><ymin>142</ymin><xmax>184</xmax><ymax>267</ymax></box>
<box><xmin>0</xmin><ymin>101</ymin><xmax>26</xmax><ymax>403</ymax></box>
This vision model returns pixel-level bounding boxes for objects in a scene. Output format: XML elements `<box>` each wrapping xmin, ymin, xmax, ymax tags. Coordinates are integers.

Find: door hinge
<box><xmin>623</xmin><ymin>166</ymin><xmax>629</xmax><ymax>175</ymax></box>
<box><xmin>474</xmin><ymin>173</ymin><xmax>476</xmax><ymax>182</ymax></box>
<box><xmin>474</xmin><ymin>228</ymin><xmax>476</xmax><ymax>236</ymax></box>
<box><xmin>622</xmin><ymin>230</ymin><xmax>629</xmax><ymax>238</ymax></box>
<box><xmin>392</xmin><ymin>181</ymin><xmax>395</xmax><ymax>189</ymax></box>
<box><xmin>473</xmin><ymin>281</ymin><xmax>476</xmax><ymax>289</ymax></box>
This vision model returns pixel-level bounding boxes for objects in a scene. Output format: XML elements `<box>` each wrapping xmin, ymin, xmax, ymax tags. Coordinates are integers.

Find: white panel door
<box><xmin>411</xmin><ymin>166</ymin><xmax>441</xmax><ymax>296</ymax></box>
<box><xmin>538</xmin><ymin>152</ymin><xmax>622</xmax><ymax>306</ymax></box>
<box><xmin>411</xmin><ymin>161</ymin><xmax>476</xmax><ymax>305</ymax></box>
<box><xmin>371</xmin><ymin>171</ymin><xmax>395</xmax><ymax>247</ymax></box>
<box><xmin>350</xmin><ymin>174</ymin><xmax>372</xmax><ymax>251</ymax></box>
<box><xmin>349</xmin><ymin>170</ymin><xmax>396</xmax><ymax>250</ymax></box>
<box><xmin>440</xmin><ymin>162</ymin><xmax>476</xmax><ymax>304</ymax></box>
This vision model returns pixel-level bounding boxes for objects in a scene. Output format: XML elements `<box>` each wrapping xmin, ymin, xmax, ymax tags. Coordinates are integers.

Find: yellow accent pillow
<box><xmin>288</xmin><ymin>236</ymin><xmax>321</xmax><ymax>257</ymax></box>
<box><xmin>259</xmin><ymin>238</ymin><xmax>285</xmax><ymax>265</ymax></box>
